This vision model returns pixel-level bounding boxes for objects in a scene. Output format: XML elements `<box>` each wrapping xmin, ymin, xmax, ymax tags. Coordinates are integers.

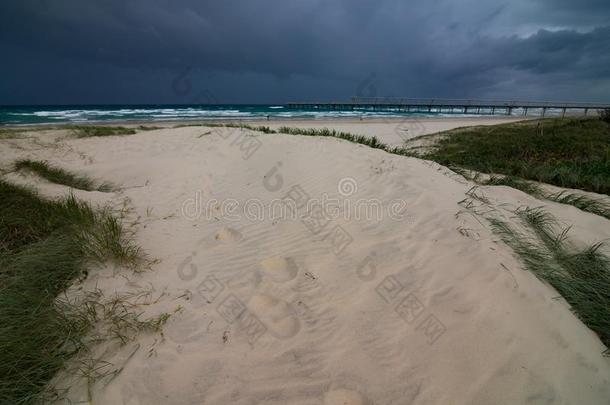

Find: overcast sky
<box><xmin>1</xmin><ymin>0</ymin><xmax>609</xmax><ymax>104</ymax></box>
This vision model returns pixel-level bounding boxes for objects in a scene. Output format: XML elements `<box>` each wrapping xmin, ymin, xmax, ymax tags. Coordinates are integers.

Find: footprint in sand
<box><xmin>247</xmin><ymin>294</ymin><xmax>300</xmax><ymax>339</ymax></box>
<box><xmin>213</xmin><ymin>227</ymin><xmax>243</xmax><ymax>244</ymax></box>
<box><xmin>259</xmin><ymin>256</ymin><xmax>299</xmax><ymax>282</ymax></box>
<box><xmin>323</xmin><ymin>389</ymin><xmax>369</xmax><ymax>405</ymax></box>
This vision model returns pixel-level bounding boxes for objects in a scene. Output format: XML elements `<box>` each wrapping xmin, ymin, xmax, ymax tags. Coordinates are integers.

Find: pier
<box><xmin>287</xmin><ymin>97</ymin><xmax>610</xmax><ymax>117</ymax></box>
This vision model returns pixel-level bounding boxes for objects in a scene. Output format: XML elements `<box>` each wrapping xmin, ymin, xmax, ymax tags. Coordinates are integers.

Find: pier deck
<box><xmin>287</xmin><ymin>97</ymin><xmax>610</xmax><ymax>117</ymax></box>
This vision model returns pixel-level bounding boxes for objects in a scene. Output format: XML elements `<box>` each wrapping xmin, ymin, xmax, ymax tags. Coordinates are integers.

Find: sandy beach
<box><xmin>1</xmin><ymin>117</ymin><xmax>609</xmax><ymax>404</ymax></box>
<box><xmin>238</xmin><ymin>116</ymin><xmax>524</xmax><ymax>147</ymax></box>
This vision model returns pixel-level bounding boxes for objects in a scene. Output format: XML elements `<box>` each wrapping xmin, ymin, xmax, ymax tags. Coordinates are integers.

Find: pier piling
<box><xmin>286</xmin><ymin>98</ymin><xmax>610</xmax><ymax>118</ymax></box>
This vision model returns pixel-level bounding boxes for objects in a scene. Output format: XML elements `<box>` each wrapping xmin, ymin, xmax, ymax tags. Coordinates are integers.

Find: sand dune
<box><xmin>1</xmin><ymin>120</ymin><xmax>609</xmax><ymax>404</ymax></box>
<box><xmin>262</xmin><ymin>116</ymin><xmax>523</xmax><ymax>147</ymax></box>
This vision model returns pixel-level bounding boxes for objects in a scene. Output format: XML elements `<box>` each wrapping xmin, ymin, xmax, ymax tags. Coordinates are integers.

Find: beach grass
<box><xmin>71</xmin><ymin>126</ymin><xmax>136</xmax><ymax>138</ymax></box>
<box><xmin>0</xmin><ymin>128</ymin><xmax>22</xmax><ymax>139</ymax></box>
<box><xmin>0</xmin><ymin>180</ymin><xmax>145</xmax><ymax>404</ymax></box>
<box><xmin>483</xmin><ymin>175</ymin><xmax>545</xmax><ymax>198</ymax></box>
<box><xmin>489</xmin><ymin>207</ymin><xmax>610</xmax><ymax>351</ymax></box>
<box><xmin>202</xmin><ymin>122</ymin><xmax>278</xmax><ymax>133</ymax></box>
<box><xmin>546</xmin><ymin>191</ymin><xmax>610</xmax><ymax>219</ymax></box>
<box><xmin>449</xmin><ymin>166</ymin><xmax>610</xmax><ymax>219</ymax></box>
<box><xmin>15</xmin><ymin>159</ymin><xmax>113</xmax><ymax>192</ymax></box>
<box><xmin>198</xmin><ymin>123</ymin><xmax>391</xmax><ymax>150</ymax></box>
<box><xmin>173</xmin><ymin>122</ymin><xmax>278</xmax><ymax>133</ymax></box>
<box><xmin>422</xmin><ymin>117</ymin><xmax>610</xmax><ymax>195</ymax></box>
<box><xmin>277</xmin><ymin>127</ymin><xmax>388</xmax><ymax>150</ymax></box>
<box><xmin>137</xmin><ymin>125</ymin><xmax>162</xmax><ymax>131</ymax></box>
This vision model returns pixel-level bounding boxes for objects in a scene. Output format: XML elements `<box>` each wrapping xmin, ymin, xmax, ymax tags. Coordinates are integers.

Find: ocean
<box><xmin>0</xmin><ymin>104</ymin><xmax>494</xmax><ymax>125</ymax></box>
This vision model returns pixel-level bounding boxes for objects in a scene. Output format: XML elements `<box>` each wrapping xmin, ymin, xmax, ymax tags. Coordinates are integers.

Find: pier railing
<box><xmin>287</xmin><ymin>98</ymin><xmax>610</xmax><ymax>117</ymax></box>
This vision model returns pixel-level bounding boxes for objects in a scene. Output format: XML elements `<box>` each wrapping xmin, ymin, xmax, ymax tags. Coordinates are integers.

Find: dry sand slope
<box><xmin>261</xmin><ymin>116</ymin><xmax>522</xmax><ymax>148</ymax></box>
<box><xmin>2</xmin><ymin>124</ymin><xmax>610</xmax><ymax>404</ymax></box>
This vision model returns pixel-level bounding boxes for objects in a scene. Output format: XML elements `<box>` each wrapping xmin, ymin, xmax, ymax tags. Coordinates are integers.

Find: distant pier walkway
<box><xmin>287</xmin><ymin>97</ymin><xmax>610</xmax><ymax>117</ymax></box>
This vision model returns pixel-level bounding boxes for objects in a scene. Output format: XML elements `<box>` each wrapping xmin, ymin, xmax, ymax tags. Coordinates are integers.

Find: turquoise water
<box><xmin>0</xmin><ymin>104</ymin><xmax>489</xmax><ymax>125</ymax></box>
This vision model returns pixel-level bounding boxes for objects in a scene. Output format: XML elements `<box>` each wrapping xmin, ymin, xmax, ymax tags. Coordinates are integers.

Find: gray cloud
<box><xmin>0</xmin><ymin>0</ymin><xmax>608</xmax><ymax>104</ymax></box>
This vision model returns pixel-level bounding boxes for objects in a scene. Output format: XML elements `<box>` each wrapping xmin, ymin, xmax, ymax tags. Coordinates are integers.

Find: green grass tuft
<box><xmin>0</xmin><ymin>128</ymin><xmax>22</xmax><ymax>139</ymax></box>
<box><xmin>546</xmin><ymin>191</ymin><xmax>610</xmax><ymax>220</ymax></box>
<box><xmin>76</xmin><ymin>214</ymin><xmax>142</xmax><ymax>266</ymax></box>
<box><xmin>423</xmin><ymin>118</ymin><xmax>610</xmax><ymax>195</ymax></box>
<box><xmin>71</xmin><ymin>126</ymin><xmax>136</xmax><ymax>138</ymax></box>
<box><xmin>137</xmin><ymin>125</ymin><xmax>162</xmax><ymax>131</ymax></box>
<box><xmin>483</xmin><ymin>175</ymin><xmax>545</xmax><ymax>198</ymax></box>
<box><xmin>277</xmin><ymin>127</ymin><xmax>389</xmax><ymax>150</ymax></box>
<box><xmin>0</xmin><ymin>180</ymin><xmax>145</xmax><ymax>403</ymax></box>
<box><xmin>196</xmin><ymin>124</ymin><xmax>418</xmax><ymax>157</ymax></box>
<box><xmin>203</xmin><ymin>122</ymin><xmax>278</xmax><ymax>133</ymax></box>
<box><xmin>450</xmin><ymin>168</ymin><xmax>610</xmax><ymax>221</ymax></box>
<box><xmin>202</xmin><ymin>123</ymin><xmax>392</xmax><ymax>149</ymax></box>
<box><xmin>15</xmin><ymin>159</ymin><xmax>113</xmax><ymax>192</ymax></box>
<box><xmin>489</xmin><ymin>207</ymin><xmax>610</xmax><ymax>351</ymax></box>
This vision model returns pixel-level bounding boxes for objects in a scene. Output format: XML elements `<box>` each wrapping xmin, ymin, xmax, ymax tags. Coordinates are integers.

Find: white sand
<box><xmin>261</xmin><ymin>116</ymin><xmax>524</xmax><ymax>147</ymax></box>
<box><xmin>1</xmin><ymin>118</ymin><xmax>609</xmax><ymax>404</ymax></box>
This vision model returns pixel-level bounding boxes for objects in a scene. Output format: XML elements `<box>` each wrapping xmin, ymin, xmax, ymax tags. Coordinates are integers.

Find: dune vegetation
<box><xmin>489</xmin><ymin>206</ymin><xmax>610</xmax><ymax>352</ymax></box>
<box><xmin>15</xmin><ymin>159</ymin><xmax>113</xmax><ymax>192</ymax></box>
<box><xmin>0</xmin><ymin>180</ymin><xmax>165</xmax><ymax>404</ymax></box>
<box><xmin>71</xmin><ymin>126</ymin><xmax>136</xmax><ymax>138</ymax></box>
<box><xmin>422</xmin><ymin>117</ymin><xmax>610</xmax><ymax>195</ymax></box>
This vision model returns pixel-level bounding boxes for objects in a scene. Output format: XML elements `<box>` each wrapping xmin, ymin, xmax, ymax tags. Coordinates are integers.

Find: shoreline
<box><xmin>2</xmin><ymin>114</ymin><xmax>528</xmax><ymax>129</ymax></box>
<box><xmin>2</xmin><ymin>115</ymin><xmax>529</xmax><ymax>147</ymax></box>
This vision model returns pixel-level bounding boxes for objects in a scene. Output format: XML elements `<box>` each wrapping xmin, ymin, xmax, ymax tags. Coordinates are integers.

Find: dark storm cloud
<box><xmin>0</xmin><ymin>0</ymin><xmax>609</xmax><ymax>104</ymax></box>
